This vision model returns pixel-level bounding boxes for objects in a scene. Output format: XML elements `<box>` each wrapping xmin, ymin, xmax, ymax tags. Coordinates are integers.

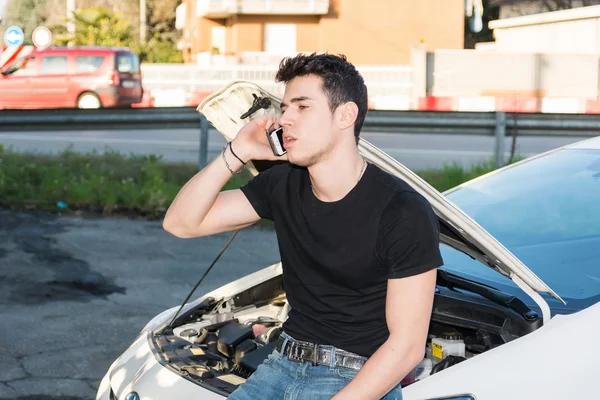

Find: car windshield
<box><xmin>441</xmin><ymin>148</ymin><xmax>600</xmax><ymax>309</ymax></box>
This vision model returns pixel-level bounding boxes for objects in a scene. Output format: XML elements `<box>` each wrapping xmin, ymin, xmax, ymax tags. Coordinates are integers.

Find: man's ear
<box><xmin>338</xmin><ymin>101</ymin><xmax>359</xmax><ymax>131</ymax></box>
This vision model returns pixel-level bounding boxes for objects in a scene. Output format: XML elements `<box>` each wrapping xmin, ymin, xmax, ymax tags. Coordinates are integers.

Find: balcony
<box><xmin>196</xmin><ymin>0</ymin><xmax>329</xmax><ymax>18</ymax></box>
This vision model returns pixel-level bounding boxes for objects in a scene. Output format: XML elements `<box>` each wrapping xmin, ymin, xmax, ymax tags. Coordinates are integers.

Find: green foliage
<box><xmin>3</xmin><ymin>0</ymin><xmax>48</xmax><ymax>44</ymax></box>
<box><xmin>0</xmin><ymin>145</ymin><xmax>524</xmax><ymax>219</ymax></box>
<box><xmin>3</xmin><ymin>0</ymin><xmax>183</xmax><ymax>64</ymax></box>
<box><xmin>133</xmin><ymin>36</ymin><xmax>184</xmax><ymax>63</ymax></box>
<box><xmin>0</xmin><ymin>146</ymin><xmax>248</xmax><ymax>218</ymax></box>
<box><xmin>53</xmin><ymin>7</ymin><xmax>134</xmax><ymax>47</ymax></box>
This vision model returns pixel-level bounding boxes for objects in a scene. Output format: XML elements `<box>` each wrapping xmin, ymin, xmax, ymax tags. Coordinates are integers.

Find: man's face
<box><xmin>279</xmin><ymin>75</ymin><xmax>338</xmax><ymax>167</ymax></box>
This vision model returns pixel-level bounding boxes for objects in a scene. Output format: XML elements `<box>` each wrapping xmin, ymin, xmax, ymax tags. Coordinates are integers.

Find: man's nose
<box><xmin>279</xmin><ymin>109</ymin><xmax>294</xmax><ymax>128</ymax></box>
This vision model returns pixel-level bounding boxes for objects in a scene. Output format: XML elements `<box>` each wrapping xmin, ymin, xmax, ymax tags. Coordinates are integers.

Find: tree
<box><xmin>141</xmin><ymin>0</ymin><xmax>183</xmax><ymax>63</ymax></box>
<box><xmin>53</xmin><ymin>7</ymin><xmax>133</xmax><ymax>47</ymax></box>
<box><xmin>4</xmin><ymin>0</ymin><xmax>183</xmax><ymax>63</ymax></box>
<box><xmin>3</xmin><ymin>0</ymin><xmax>47</xmax><ymax>43</ymax></box>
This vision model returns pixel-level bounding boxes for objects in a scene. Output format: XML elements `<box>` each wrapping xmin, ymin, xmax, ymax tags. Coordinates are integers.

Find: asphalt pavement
<box><xmin>0</xmin><ymin>209</ymin><xmax>280</xmax><ymax>399</ymax></box>
<box><xmin>0</xmin><ymin>128</ymin><xmax>587</xmax><ymax>171</ymax></box>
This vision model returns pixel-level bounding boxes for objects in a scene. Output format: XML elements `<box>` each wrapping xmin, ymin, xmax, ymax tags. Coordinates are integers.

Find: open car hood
<box><xmin>198</xmin><ymin>81</ymin><xmax>564</xmax><ymax>323</ymax></box>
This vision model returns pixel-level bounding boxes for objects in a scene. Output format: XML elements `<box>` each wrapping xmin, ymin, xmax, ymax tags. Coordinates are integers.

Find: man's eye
<box><xmin>299</xmin><ymin>105</ymin><xmax>309</xmax><ymax>110</ymax></box>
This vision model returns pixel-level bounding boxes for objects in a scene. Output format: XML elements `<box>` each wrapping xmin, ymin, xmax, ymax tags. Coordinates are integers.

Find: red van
<box><xmin>0</xmin><ymin>46</ymin><xmax>143</xmax><ymax>109</ymax></box>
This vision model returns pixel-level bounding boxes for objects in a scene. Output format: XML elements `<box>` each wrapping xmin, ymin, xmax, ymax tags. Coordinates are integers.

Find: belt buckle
<box><xmin>287</xmin><ymin>342</ymin><xmax>304</xmax><ymax>363</ymax></box>
<box><xmin>286</xmin><ymin>342</ymin><xmax>319</xmax><ymax>365</ymax></box>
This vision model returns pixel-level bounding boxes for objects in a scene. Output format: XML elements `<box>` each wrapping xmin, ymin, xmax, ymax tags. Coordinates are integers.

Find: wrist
<box><xmin>230</xmin><ymin>140</ymin><xmax>251</xmax><ymax>163</ymax></box>
<box><xmin>222</xmin><ymin>143</ymin><xmax>244</xmax><ymax>174</ymax></box>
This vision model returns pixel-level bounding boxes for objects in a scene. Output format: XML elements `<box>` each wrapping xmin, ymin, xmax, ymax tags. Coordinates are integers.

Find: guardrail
<box><xmin>1</xmin><ymin>108</ymin><xmax>598</xmax><ymax>168</ymax></box>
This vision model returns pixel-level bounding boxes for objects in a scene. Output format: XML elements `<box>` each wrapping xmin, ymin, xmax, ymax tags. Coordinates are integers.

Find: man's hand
<box><xmin>232</xmin><ymin>115</ymin><xmax>288</xmax><ymax>163</ymax></box>
<box><xmin>162</xmin><ymin>116</ymin><xmax>287</xmax><ymax>239</ymax></box>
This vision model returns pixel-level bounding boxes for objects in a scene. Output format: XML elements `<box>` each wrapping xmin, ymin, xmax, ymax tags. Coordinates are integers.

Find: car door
<box><xmin>34</xmin><ymin>54</ymin><xmax>71</xmax><ymax>108</ymax></box>
<box><xmin>0</xmin><ymin>55</ymin><xmax>38</xmax><ymax>109</ymax></box>
<box><xmin>115</xmin><ymin>52</ymin><xmax>143</xmax><ymax>103</ymax></box>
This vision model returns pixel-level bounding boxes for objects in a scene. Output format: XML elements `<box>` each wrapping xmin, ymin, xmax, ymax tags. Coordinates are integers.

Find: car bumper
<box><xmin>96</xmin><ymin>332</ymin><xmax>225</xmax><ymax>400</ymax></box>
<box><xmin>96</xmin><ymin>87</ymin><xmax>142</xmax><ymax>107</ymax></box>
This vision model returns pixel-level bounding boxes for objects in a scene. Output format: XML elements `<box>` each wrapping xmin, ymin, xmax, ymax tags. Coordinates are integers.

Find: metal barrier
<box><xmin>1</xmin><ymin>108</ymin><xmax>598</xmax><ymax>168</ymax></box>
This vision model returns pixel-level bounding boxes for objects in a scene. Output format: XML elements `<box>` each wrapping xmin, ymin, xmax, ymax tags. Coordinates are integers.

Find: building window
<box><xmin>264</xmin><ymin>23</ymin><xmax>296</xmax><ymax>54</ymax></box>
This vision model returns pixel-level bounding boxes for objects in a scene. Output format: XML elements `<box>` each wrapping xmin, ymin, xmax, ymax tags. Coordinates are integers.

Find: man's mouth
<box><xmin>284</xmin><ymin>134</ymin><xmax>296</xmax><ymax>147</ymax></box>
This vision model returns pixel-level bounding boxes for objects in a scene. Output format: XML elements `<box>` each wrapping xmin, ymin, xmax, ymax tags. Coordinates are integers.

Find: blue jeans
<box><xmin>228</xmin><ymin>332</ymin><xmax>402</xmax><ymax>400</ymax></box>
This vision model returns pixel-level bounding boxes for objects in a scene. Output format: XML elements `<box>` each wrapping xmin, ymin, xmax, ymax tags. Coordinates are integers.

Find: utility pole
<box><xmin>67</xmin><ymin>0</ymin><xmax>76</xmax><ymax>45</ymax></box>
<box><xmin>140</xmin><ymin>0</ymin><xmax>147</xmax><ymax>43</ymax></box>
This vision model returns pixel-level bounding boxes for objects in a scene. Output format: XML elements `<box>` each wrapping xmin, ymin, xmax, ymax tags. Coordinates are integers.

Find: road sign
<box><xmin>32</xmin><ymin>26</ymin><xmax>52</xmax><ymax>49</ymax></box>
<box><xmin>4</xmin><ymin>26</ymin><xmax>24</xmax><ymax>47</ymax></box>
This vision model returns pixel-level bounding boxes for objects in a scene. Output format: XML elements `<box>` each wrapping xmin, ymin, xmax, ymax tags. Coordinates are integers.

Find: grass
<box><xmin>0</xmin><ymin>145</ymin><xmax>250</xmax><ymax>219</ymax></box>
<box><xmin>0</xmin><ymin>144</ymin><xmax>520</xmax><ymax>219</ymax></box>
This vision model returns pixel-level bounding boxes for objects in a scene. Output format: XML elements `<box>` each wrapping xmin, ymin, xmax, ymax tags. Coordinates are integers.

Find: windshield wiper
<box><xmin>437</xmin><ymin>270</ymin><xmax>539</xmax><ymax>321</ymax></box>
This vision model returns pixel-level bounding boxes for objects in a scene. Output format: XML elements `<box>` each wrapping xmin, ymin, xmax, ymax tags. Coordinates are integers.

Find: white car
<box><xmin>97</xmin><ymin>82</ymin><xmax>600</xmax><ymax>400</ymax></box>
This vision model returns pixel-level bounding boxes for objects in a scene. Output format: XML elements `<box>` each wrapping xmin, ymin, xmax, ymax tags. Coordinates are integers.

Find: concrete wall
<box><xmin>490</xmin><ymin>5</ymin><xmax>600</xmax><ymax>54</ymax></box>
<box><xmin>427</xmin><ymin>50</ymin><xmax>600</xmax><ymax>98</ymax></box>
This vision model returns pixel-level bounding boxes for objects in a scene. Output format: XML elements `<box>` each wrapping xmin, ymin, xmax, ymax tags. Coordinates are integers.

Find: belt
<box><xmin>275</xmin><ymin>335</ymin><xmax>367</xmax><ymax>371</ymax></box>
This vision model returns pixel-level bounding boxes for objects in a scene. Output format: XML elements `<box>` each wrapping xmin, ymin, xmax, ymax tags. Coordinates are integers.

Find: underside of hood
<box><xmin>197</xmin><ymin>80</ymin><xmax>564</xmax><ymax>322</ymax></box>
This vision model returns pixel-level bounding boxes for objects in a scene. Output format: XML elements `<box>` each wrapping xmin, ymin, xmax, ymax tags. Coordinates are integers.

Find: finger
<box><xmin>264</xmin><ymin>115</ymin><xmax>280</xmax><ymax>132</ymax></box>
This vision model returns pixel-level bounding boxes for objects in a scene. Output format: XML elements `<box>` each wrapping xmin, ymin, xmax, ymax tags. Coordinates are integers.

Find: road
<box><xmin>0</xmin><ymin>209</ymin><xmax>281</xmax><ymax>399</ymax></box>
<box><xmin>0</xmin><ymin>128</ymin><xmax>587</xmax><ymax>170</ymax></box>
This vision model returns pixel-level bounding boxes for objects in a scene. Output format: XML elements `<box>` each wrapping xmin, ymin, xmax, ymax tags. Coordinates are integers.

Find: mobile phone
<box><xmin>266</xmin><ymin>127</ymin><xmax>286</xmax><ymax>156</ymax></box>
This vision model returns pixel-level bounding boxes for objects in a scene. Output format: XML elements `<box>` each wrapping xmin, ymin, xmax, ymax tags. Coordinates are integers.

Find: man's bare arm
<box><xmin>162</xmin><ymin>152</ymin><xmax>260</xmax><ymax>238</ymax></box>
<box><xmin>163</xmin><ymin>115</ymin><xmax>285</xmax><ymax>238</ymax></box>
<box><xmin>331</xmin><ymin>268</ymin><xmax>437</xmax><ymax>400</ymax></box>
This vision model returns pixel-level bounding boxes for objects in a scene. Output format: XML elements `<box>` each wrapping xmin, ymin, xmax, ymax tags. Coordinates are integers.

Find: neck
<box><xmin>308</xmin><ymin>142</ymin><xmax>365</xmax><ymax>202</ymax></box>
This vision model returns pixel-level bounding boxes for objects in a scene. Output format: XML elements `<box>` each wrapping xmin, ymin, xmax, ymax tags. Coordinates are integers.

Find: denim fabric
<box><xmin>227</xmin><ymin>332</ymin><xmax>402</xmax><ymax>400</ymax></box>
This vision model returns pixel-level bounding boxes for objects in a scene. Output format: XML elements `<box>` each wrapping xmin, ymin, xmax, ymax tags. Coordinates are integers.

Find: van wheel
<box><xmin>77</xmin><ymin>92</ymin><xmax>102</xmax><ymax>109</ymax></box>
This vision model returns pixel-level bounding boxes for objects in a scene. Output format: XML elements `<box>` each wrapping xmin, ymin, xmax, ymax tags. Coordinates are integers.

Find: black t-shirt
<box><xmin>240</xmin><ymin>162</ymin><xmax>443</xmax><ymax>357</ymax></box>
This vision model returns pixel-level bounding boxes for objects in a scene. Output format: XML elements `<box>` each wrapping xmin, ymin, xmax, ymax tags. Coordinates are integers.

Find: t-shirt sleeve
<box><xmin>240</xmin><ymin>164</ymin><xmax>288</xmax><ymax>221</ymax></box>
<box><xmin>377</xmin><ymin>192</ymin><xmax>444</xmax><ymax>279</ymax></box>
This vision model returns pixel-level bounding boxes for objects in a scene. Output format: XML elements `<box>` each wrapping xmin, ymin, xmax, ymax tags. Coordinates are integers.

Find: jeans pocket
<box><xmin>261</xmin><ymin>349</ymin><xmax>282</xmax><ymax>365</ymax></box>
<box><xmin>335</xmin><ymin>367</ymin><xmax>358</xmax><ymax>380</ymax></box>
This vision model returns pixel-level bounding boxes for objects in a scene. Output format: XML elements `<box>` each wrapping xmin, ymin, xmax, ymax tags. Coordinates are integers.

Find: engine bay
<box><xmin>151</xmin><ymin>275</ymin><xmax>542</xmax><ymax>395</ymax></box>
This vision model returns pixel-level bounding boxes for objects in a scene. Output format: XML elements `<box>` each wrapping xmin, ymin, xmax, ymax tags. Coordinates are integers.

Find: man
<box><xmin>163</xmin><ymin>53</ymin><xmax>443</xmax><ymax>399</ymax></box>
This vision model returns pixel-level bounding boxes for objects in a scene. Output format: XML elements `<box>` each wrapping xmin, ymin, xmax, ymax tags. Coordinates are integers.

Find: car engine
<box><xmin>151</xmin><ymin>275</ymin><xmax>542</xmax><ymax>395</ymax></box>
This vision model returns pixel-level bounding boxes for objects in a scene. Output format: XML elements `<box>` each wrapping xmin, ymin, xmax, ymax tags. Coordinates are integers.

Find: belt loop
<box><xmin>329</xmin><ymin>347</ymin><xmax>336</xmax><ymax>368</ymax></box>
<box><xmin>281</xmin><ymin>334</ymin><xmax>290</xmax><ymax>356</ymax></box>
<box><xmin>313</xmin><ymin>343</ymin><xmax>318</xmax><ymax>365</ymax></box>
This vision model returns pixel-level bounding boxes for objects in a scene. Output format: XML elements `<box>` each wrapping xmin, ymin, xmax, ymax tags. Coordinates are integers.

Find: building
<box><xmin>176</xmin><ymin>0</ymin><xmax>464</xmax><ymax>65</ymax></box>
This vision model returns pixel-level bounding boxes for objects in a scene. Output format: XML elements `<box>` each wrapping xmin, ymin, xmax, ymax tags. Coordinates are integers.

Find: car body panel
<box><xmin>96</xmin><ymin>333</ymin><xmax>223</xmax><ymax>400</ymax></box>
<box><xmin>403</xmin><ymin>300</ymin><xmax>600</xmax><ymax>400</ymax></box>
<box><xmin>0</xmin><ymin>46</ymin><xmax>142</xmax><ymax>109</ymax></box>
<box><xmin>103</xmin><ymin>262</ymin><xmax>600</xmax><ymax>400</ymax></box>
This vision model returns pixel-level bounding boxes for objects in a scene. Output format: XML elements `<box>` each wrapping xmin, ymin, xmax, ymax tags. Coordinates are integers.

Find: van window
<box><xmin>3</xmin><ymin>57</ymin><xmax>36</xmax><ymax>76</ymax></box>
<box><xmin>116</xmin><ymin>53</ymin><xmax>140</xmax><ymax>73</ymax></box>
<box><xmin>40</xmin><ymin>56</ymin><xmax>68</xmax><ymax>75</ymax></box>
<box><xmin>76</xmin><ymin>56</ymin><xmax>105</xmax><ymax>73</ymax></box>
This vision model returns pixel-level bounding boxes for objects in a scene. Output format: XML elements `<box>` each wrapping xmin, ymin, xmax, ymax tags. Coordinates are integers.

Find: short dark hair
<box><xmin>275</xmin><ymin>53</ymin><xmax>368</xmax><ymax>142</ymax></box>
